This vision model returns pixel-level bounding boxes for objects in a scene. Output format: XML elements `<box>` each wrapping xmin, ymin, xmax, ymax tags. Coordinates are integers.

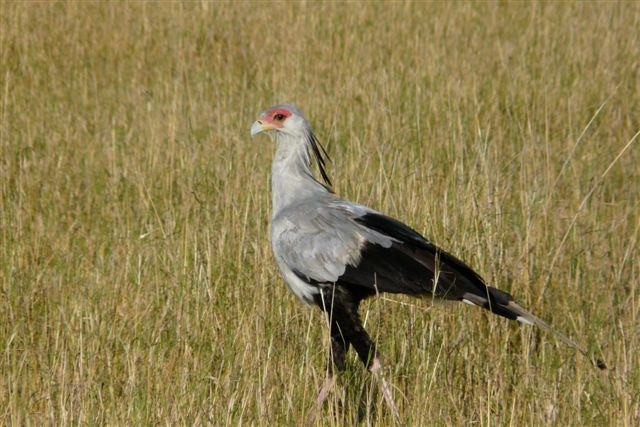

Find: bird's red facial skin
<box><xmin>261</xmin><ymin>108</ymin><xmax>292</xmax><ymax>127</ymax></box>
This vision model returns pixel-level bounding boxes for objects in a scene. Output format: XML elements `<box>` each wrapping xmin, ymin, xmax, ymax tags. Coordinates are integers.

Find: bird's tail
<box><xmin>462</xmin><ymin>287</ymin><xmax>607</xmax><ymax>370</ymax></box>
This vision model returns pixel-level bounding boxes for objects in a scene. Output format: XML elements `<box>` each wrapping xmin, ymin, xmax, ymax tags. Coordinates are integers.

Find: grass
<box><xmin>1</xmin><ymin>1</ymin><xmax>639</xmax><ymax>425</ymax></box>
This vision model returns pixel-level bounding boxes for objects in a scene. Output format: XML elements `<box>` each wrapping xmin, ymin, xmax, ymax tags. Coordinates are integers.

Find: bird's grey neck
<box><xmin>271</xmin><ymin>133</ymin><xmax>329</xmax><ymax>214</ymax></box>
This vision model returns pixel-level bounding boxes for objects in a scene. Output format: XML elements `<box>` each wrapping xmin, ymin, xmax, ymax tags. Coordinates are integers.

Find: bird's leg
<box><xmin>307</xmin><ymin>310</ymin><xmax>350</xmax><ymax>425</ymax></box>
<box><xmin>329</xmin><ymin>318</ymin><xmax>350</xmax><ymax>373</ymax></box>
<box><xmin>310</xmin><ymin>286</ymin><xmax>400</xmax><ymax>422</ymax></box>
<box><xmin>369</xmin><ymin>356</ymin><xmax>399</xmax><ymax>421</ymax></box>
<box><xmin>314</xmin><ymin>375</ymin><xmax>335</xmax><ymax>408</ymax></box>
<box><xmin>348</xmin><ymin>315</ymin><xmax>400</xmax><ymax>421</ymax></box>
<box><xmin>315</xmin><ymin>323</ymin><xmax>349</xmax><ymax>406</ymax></box>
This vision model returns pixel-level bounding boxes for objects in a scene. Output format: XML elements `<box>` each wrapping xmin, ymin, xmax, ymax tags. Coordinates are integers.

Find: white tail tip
<box><xmin>516</xmin><ymin>315</ymin><xmax>534</xmax><ymax>325</ymax></box>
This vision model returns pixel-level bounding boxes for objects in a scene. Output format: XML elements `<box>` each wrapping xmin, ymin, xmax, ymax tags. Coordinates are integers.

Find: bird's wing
<box><xmin>275</xmin><ymin>198</ymin><xmax>503</xmax><ymax>305</ymax></box>
<box><xmin>272</xmin><ymin>200</ymin><xmax>390</xmax><ymax>286</ymax></box>
<box><xmin>335</xmin><ymin>203</ymin><xmax>490</xmax><ymax>299</ymax></box>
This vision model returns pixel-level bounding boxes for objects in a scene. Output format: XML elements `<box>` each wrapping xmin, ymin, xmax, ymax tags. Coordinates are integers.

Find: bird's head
<box><xmin>250</xmin><ymin>103</ymin><xmax>333</xmax><ymax>188</ymax></box>
<box><xmin>250</xmin><ymin>104</ymin><xmax>310</xmax><ymax>139</ymax></box>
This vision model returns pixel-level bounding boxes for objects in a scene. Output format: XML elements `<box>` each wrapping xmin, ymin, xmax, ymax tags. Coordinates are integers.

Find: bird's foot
<box><xmin>306</xmin><ymin>375</ymin><xmax>335</xmax><ymax>425</ymax></box>
<box><xmin>315</xmin><ymin>375</ymin><xmax>335</xmax><ymax>407</ymax></box>
<box><xmin>369</xmin><ymin>357</ymin><xmax>400</xmax><ymax>421</ymax></box>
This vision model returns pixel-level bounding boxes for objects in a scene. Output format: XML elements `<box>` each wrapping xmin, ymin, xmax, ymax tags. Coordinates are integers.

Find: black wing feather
<box><xmin>339</xmin><ymin>212</ymin><xmax>519</xmax><ymax>320</ymax></box>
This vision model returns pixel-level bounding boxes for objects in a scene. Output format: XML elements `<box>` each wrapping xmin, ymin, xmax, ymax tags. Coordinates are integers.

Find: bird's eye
<box><xmin>274</xmin><ymin>113</ymin><xmax>285</xmax><ymax>121</ymax></box>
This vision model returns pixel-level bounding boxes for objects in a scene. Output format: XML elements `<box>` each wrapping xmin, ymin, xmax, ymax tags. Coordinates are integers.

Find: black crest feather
<box><xmin>307</xmin><ymin>131</ymin><xmax>332</xmax><ymax>188</ymax></box>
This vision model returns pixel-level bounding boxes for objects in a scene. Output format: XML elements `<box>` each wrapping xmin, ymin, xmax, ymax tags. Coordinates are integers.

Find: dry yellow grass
<box><xmin>1</xmin><ymin>2</ymin><xmax>639</xmax><ymax>425</ymax></box>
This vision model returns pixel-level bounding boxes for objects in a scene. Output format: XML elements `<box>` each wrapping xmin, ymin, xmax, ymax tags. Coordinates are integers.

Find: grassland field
<box><xmin>1</xmin><ymin>1</ymin><xmax>639</xmax><ymax>425</ymax></box>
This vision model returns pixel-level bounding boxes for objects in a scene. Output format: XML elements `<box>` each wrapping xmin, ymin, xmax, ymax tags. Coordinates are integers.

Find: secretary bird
<box><xmin>250</xmin><ymin>103</ymin><xmax>605</xmax><ymax>419</ymax></box>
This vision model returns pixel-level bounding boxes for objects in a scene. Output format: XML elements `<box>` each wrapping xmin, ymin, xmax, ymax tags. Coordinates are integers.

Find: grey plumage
<box><xmin>250</xmin><ymin>103</ymin><xmax>606</xmax><ymax>418</ymax></box>
<box><xmin>260</xmin><ymin>104</ymin><xmax>540</xmax><ymax>319</ymax></box>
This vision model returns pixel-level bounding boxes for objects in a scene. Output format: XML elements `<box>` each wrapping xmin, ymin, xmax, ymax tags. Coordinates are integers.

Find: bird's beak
<box><xmin>250</xmin><ymin>120</ymin><xmax>277</xmax><ymax>137</ymax></box>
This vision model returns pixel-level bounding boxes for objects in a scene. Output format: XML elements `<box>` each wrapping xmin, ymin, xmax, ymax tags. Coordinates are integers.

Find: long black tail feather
<box><xmin>462</xmin><ymin>287</ymin><xmax>607</xmax><ymax>370</ymax></box>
